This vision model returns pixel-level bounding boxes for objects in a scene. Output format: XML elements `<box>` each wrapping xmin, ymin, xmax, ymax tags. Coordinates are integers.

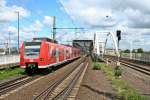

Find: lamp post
<box><xmin>15</xmin><ymin>11</ymin><xmax>20</xmax><ymax>53</ymax></box>
<box><xmin>130</xmin><ymin>40</ymin><xmax>133</xmax><ymax>59</ymax></box>
<box><xmin>8</xmin><ymin>31</ymin><xmax>11</xmax><ymax>55</ymax></box>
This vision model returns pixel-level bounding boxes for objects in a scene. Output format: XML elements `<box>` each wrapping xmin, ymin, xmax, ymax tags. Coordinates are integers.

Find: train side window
<box><xmin>66</xmin><ymin>50</ymin><xmax>69</xmax><ymax>57</ymax></box>
<box><xmin>49</xmin><ymin>45</ymin><xmax>51</xmax><ymax>57</ymax></box>
<box><xmin>61</xmin><ymin>49</ymin><xmax>63</xmax><ymax>55</ymax></box>
<box><xmin>59</xmin><ymin>51</ymin><xmax>61</xmax><ymax>55</ymax></box>
<box><xmin>51</xmin><ymin>49</ymin><xmax>56</xmax><ymax>57</ymax></box>
<box><xmin>53</xmin><ymin>50</ymin><xmax>56</xmax><ymax>57</ymax></box>
<box><xmin>56</xmin><ymin>49</ymin><xmax>59</xmax><ymax>57</ymax></box>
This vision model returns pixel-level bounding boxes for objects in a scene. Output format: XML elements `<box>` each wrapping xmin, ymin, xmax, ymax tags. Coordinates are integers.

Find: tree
<box><xmin>137</xmin><ymin>48</ymin><xmax>143</xmax><ymax>53</ymax></box>
<box><xmin>132</xmin><ymin>49</ymin><xmax>136</xmax><ymax>53</ymax></box>
<box><xmin>124</xmin><ymin>49</ymin><xmax>130</xmax><ymax>53</ymax></box>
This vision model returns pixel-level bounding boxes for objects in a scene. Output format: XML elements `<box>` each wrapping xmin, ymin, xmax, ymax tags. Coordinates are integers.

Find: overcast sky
<box><xmin>0</xmin><ymin>0</ymin><xmax>150</xmax><ymax>50</ymax></box>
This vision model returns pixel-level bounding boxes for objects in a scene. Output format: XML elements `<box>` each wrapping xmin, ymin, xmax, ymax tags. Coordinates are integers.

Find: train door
<box><xmin>64</xmin><ymin>48</ymin><xmax>66</xmax><ymax>60</ymax></box>
<box><xmin>50</xmin><ymin>45</ymin><xmax>56</xmax><ymax>64</ymax></box>
<box><xmin>70</xmin><ymin>48</ymin><xmax>72</xmax><ymax>58</ymax></box>
<box><xmin>66</xmin><ymin>49</ymin><xmax>69</xmax><ymax>60</ymax></box>
<box><xmin>56</xmin><ymin>48</ymin><xmax>59</xmax><ymax>63</ymax></box>
<box><xmin>59</xmin><ymin>47</ymin><xmax>64</xmax><ymax>62</ymax></box>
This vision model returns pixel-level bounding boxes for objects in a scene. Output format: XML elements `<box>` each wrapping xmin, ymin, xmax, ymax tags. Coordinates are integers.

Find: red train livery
<box><xmin>20</xmin><ymin>38</ymin><xmax>80</xmax><ymax>73</ymax></box>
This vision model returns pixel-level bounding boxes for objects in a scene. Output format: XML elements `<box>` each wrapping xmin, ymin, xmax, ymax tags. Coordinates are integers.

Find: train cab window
<box><xmin>24</xmin><ymin>42</ymin><xmax>41</xmax><ymax>58</ymax></box>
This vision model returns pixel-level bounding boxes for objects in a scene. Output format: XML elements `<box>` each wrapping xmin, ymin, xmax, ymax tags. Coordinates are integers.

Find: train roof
<box><xmin>32</xmin><ymin>37</ymin><xmax>58</xmax><ymax>43</ymax></box>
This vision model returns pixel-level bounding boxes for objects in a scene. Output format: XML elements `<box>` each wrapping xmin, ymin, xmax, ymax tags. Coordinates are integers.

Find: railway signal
<box><xmin>116</xmin><ymin>30</ymin><xmax>121</xmax><ymax>66</ymax></box>
<box><xmin>116</xmin><ymin>30</ymin><xmax>121</xmax><ymax>42</ymax></box>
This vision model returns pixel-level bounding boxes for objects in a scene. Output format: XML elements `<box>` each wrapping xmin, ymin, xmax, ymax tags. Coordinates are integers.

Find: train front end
<box><xmin>20</xmin><ymin>41</ymin><xmax>42</xmax><ymax>74</ymax></box>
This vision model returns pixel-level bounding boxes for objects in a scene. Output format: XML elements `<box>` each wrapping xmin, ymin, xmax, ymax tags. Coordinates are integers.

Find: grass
<box><xmin>0</xmin><ymin>68</ymin><xmax>25</xmax><ymax>80</ymax></box>
<box><xmin>93</xmin><ymin>62</ymin><xmax>101</xmax><ymax>70</ymax></box>
<box><xmin>93</xmin><ymin>62</ymin><xmax>148</xmax><ymax>100</ymax></box>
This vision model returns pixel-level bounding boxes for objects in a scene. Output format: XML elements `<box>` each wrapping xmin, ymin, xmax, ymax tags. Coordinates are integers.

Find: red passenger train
<box><xmin>20</xmin><ymin>38</ymin><xmax>80</xmax><ymax>74</ymax></box>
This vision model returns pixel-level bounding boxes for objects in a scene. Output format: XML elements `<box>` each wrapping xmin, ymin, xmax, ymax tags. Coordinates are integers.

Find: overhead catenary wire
<box><xmin>56</xmin><ymin>0</ymin><xmax>76</xmax><ymax>27</ymax></box>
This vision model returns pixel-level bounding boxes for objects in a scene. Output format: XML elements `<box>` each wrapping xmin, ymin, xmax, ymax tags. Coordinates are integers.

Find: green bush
<box><xmin>93</xmin><ymin>63</ymin><xmax>101</xmax><ymax>70</ymax></box>
<box><xmin>119</xmin><ymin>89</ymin><xmax>148</xmax><ymax>100</ymax></box>
<box><xmin>0</xmin><ymin>68</ymin><xmax>25</xmax><ymax>80</ymax></box>
<box><xmin>114</xmin><ymin>66</ymin><xmax>122</xmax><ymax>78</ymax></box>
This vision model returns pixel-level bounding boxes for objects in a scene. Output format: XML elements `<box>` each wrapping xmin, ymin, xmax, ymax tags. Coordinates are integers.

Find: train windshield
<box><xmin>24</xmin><ymin>42</ymin><xmax>41</xmax><ymax>58</ymax></box>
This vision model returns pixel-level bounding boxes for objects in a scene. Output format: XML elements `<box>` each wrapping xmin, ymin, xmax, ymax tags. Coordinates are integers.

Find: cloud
<box><xmin>56</xmin><ymin>31</ymin><xmax>93</xmax><ymax>44</ymax></box>
<box><xmin>8</xmin><ymin>26</ymin><xmax>17</xmax><ymax>34</ymax></box>
<box><xmin>60</xmin><ymin>0</ymin><xmax>118</xmax><ymax>28</ymax></box>
<box><xmin>124</xmin><ymin>8</ymin><xmax>150</xmax><ymax>28</ymax></box>
<box><xmin>0</xmin><ymin>0</ymin><xmax>149</xmax><ymax>50</ymax></box>
<box><xmin>22</xmin><ymin>20</ymin><xmax>43</xmax><ymax>33</ymax></box>
<box><xmin>43</xmin><ymin>16</ymin><xmax>53</xmax><ymax>27</ymax></box>
<box><xmin>60</xmin><ymin>0</ymin><xmax>150</xmax><ymax>29</ymax></box>
<box><xmin>0</xmin><ymin>0</ymin><xmax>30</xmax><ymax>23</ymax></box>
<box><xmin>33</xmin><ymin>20</ymin><xmax>43</xmax><ymax>32</ymax></box>
<box><xmin>0</xmin><ymin>0</ymin><xmax>32</xmax><ymax>47</ymax></box>
<box><xmin>59</xmin><ymin>0</ymin><xmax>150</xmax><ymax>50</ymax></box>
<box><xmin>0</xmin><ymin>20</ymin><xmax>43</xmax><ymax>45</ymax></box>
<box><xmin>0</xmin><ymin>26</ymin><xmax>17</xmax><ymax>38</ymax></box>
<box><xmin>20</xmin><ymin>20</ymin><xmax>43</xmax><ymax>44</ymax></box>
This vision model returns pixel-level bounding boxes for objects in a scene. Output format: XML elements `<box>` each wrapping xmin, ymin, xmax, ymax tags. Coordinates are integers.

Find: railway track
<box><xmin>0</xmin><ymin>75</ymin><xmax>40</xmax><ymax>96</ymax></box>
<box><xmin>105</xmin><ymin>56</ymin><xmax>150</xmax><ymax>76</ymax></box>
<box><xmin>34</xmin><ymin>57</ymin><xmax>88</xmax><ymax>100</ymax></box>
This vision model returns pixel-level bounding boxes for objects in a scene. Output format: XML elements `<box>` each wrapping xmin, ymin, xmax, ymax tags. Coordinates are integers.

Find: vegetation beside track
<box><xmin>93</xmin><ymin>62</ymin><xmax>101</xmax><ymax>70</ymax></box>
<box><xmin>93</xmin><ymin>62</ymin><xmax>148</xmax><ymax>100</ymax></box>
<box><xmin>0</xmin><ymin>68</ymin><xmax>25</xmax><ymax>80</ymax></box>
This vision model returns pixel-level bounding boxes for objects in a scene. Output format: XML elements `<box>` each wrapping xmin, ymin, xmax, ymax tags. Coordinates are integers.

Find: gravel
<box><xmin>0</xmin><ymin>58</ymin><xmax>81</xmax><ymax>100</ymax></box>
<box><xmin>76</xmin><ymin>59</ymin><xmax>116</xmax><ymax>100</ymax></box>
<box><xmin>122</xmin><ymin>65</ymin><xmax>150</xmax><ymax>99</ymax></box>
<box><xmin>109</xmin><ymin>61</ymin><xmax>150</xmax><ymax>99</ymax></box>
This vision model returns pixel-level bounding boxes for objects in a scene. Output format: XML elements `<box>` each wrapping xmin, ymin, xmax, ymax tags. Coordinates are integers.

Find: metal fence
<box><xmin>0</xmin><ymin>55</ymin><xmax>19</xmax><ymax>65</ymax></box>
<box><xmin>121</xmin><ymin>53</ymin><xmax>150</xmax><ymax>63</ymax></box>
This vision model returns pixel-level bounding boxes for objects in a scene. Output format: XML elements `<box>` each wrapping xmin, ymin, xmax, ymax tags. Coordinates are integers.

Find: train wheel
<box><xmin>39</xmin><ymin>68</ymin><xmax>51</xmax><ymax>75</ymax></box>
<box><xmin>25</xmin><ymin>64</ymin><xmax>38</xmax><ymax>75</ymax></box>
